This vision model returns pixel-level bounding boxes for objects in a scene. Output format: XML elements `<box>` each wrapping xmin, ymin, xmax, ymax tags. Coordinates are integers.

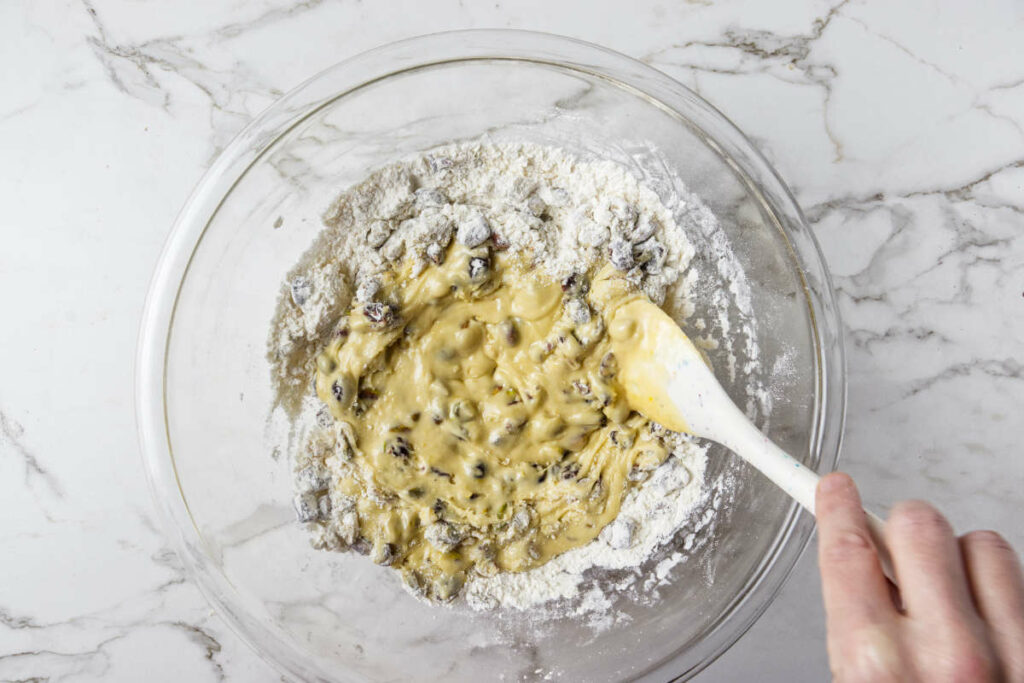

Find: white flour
<box><xmin>268</xmin><ymin>141</ymin><xmax>733</xmax><ymax>622</ymax></box>
<box><xmin>464</xmin><ymin>445</ymin><xmax>709</xmax><ymax>614</ymax></box>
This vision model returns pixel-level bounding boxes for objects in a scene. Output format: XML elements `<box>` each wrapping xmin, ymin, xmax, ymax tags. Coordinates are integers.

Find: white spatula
<box><xmin>607</xmin><ymin>296</ymin><xmax>895</xmax><ymax>581</ymax></box>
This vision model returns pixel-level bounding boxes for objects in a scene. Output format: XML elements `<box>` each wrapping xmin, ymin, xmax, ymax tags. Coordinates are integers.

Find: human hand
<box><xmin>816</xmin><ymin>472</ymin><xmax>1024</xmax><ymax>682</ymax></box>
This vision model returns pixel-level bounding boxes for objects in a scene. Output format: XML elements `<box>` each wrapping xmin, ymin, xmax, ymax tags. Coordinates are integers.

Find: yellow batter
<box><xmin>314</xmin><ymin>243</ymin><xmax>670</xmax><ymax>600</ymax></box>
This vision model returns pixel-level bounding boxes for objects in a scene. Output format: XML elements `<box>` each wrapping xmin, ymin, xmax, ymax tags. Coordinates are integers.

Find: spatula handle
<box><xmin>721</xmin><ymin>418</ymin><xmax>896</xmax><ymax>583</ymax></box>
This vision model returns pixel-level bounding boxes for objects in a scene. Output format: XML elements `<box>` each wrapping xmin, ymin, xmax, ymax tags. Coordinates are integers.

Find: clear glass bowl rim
<box><xmin>135</xmin><ymin>28</ymin><xmax>846</xmax><ymax>682</ymax></box>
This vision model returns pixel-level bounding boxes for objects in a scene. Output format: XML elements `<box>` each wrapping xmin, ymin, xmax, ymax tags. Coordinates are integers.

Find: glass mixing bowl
<box><xmin>137</xmin><ymin>30</ymin><xmax>844</xmax><ymax>682</ymax></box>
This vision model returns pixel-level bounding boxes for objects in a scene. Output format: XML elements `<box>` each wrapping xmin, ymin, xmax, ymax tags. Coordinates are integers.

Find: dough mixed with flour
<box><xmin>268</xmin><ymin>142</ymin><xmax>713</xmax><ymax>608</ymax></box>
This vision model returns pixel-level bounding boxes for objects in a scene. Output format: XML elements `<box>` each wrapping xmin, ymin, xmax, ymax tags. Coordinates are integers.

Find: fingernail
<box><xmin>819</xmin><ymin>472</ymin><xmax>853</xmax><ymax>493</ymax></box>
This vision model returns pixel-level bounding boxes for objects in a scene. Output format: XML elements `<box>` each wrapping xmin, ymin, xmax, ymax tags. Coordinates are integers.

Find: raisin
<box><xmin>293</xmin><ymin>493</ymin><xmax>317</xmax><ymax>522</ymax></box>
<box><xmin>290</xmin><ymin>276</ymin><xmax>312</xmax><ymax>307</ymax></box>
<box><xmin>599</xmin><ymin>352</ymin><xmax>618</xmax><ymax>380</ymax></box>
<box><xmin>608</xmin><ymin>516</ymin><xmax>638</xmax><ymax>549</ymax></box>
<box><xmin>634</xmin><ymin>237</ymin><xmax>667</xmax><ymax>274</ymax></box>
<box><xmin>427</xmin><ymin>154</ymin><xmax>452</xmax><ymax>173</ymax></box>
<box><xmin>430</xmin><ymin>467</ymin><xmax>454</xmax><ymax>483</ymax></box>
<box><xmin>456</xmin><ymin>213</ymin><xmax>491</xmax><ymax>248</ymax></box>
<box><xmin>426</xmin><ymin>242</ymin><xmax>445</xmax><ymax>264</ymax></box>
<box><xmin>630</xmin><ymin>214</ymin><xmax>658</xmax><ymax>243</ymax></box>
<box><xmin>296</xmin><ymin>465</ymin><xmax>329</xmax><ymax>493</ymax></box>
<box><xmin>355</xmin><ymin>278</ymin><xmax>381</xmax><ymax>302</ymax></box>
<box><xmin>385</xmin><ymin>436</ymin><xmax>412</xmax><ymax>459</ymax></box>
<box><xmin>572</xmin><ymin>379</ymin><xmax>591</xmax><ymax>396</ymax></box>
<box><xmin>363</xmin><ymin>302</ymin><xmax>398</xmax><ymax>328</ymax></box>
<box><xmin>565</xmin><ymin>298</ymin><xmax>591</xmax><ymax>325</ymax></box>
<box><xmin>317</xmin><ymin>494</ymin><xmax>331</xmax><ymax>518</ymax></box>
<box><xmin>501</xmin><ymin>318</ymin><xmax>519</xmax><ymax>346</ymax></box>
<box><xmin>548</xmin><ymin>187</ymin><xmax>570</xmax><ymax>206</ymax></box>
<box><xmin>609</xmin><ymin>237</ymin><xmax>634</xmax><ymax>270</ymax></box>
<box><xmin>525</xmin><ymin>194</ymin><xmax>546</xmax><ymax>216</ymax></box>
<box><xmin>468</xmin><ymin>256</ymin><xmax>489</xmax><ymax>281</ymax></box>
<box><xmin>315</xmin><ymin>406</ymin><xmax>333</xmax><ymax>429</ymax></box>
<box><xmin>372</xmin><ymin>542</ymin><xmax>396</xmax><ymax>566</ymax></box>
<box><xmin>415</xmin><ymin>187</ymin><xmax>447</xmax><ymax>208</ymax></box>
<box><xmin>560</xmin><ymin>273</ymin><xmax>589</xmax><ymax>296</ymax></box>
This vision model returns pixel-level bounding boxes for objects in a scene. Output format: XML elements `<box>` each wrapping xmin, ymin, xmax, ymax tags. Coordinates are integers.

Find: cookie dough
<box><xmin>306</xmin><ymin>242</ymin><xmax>672</xmax><ymax>600</ymax></box>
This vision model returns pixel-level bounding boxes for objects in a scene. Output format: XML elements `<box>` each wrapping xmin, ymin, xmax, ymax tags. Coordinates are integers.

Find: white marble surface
<box><xmin>2</xmin><ymin>1</ymin><xmax>1022</xmax><ymax>680</ymax></box>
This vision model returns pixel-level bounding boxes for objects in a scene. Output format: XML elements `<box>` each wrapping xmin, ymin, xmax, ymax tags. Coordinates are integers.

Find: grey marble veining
<box><xmin>1</xmin><ymin>1</ymin><xmax>1021</xmax><ymax>681</ymax></box>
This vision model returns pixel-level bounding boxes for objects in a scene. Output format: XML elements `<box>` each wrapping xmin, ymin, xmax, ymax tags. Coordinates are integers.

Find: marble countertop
<box><xmin>2</xmin><ymin>1</ymin><xmax>1022</xmax><ymax>680</ymax></box>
